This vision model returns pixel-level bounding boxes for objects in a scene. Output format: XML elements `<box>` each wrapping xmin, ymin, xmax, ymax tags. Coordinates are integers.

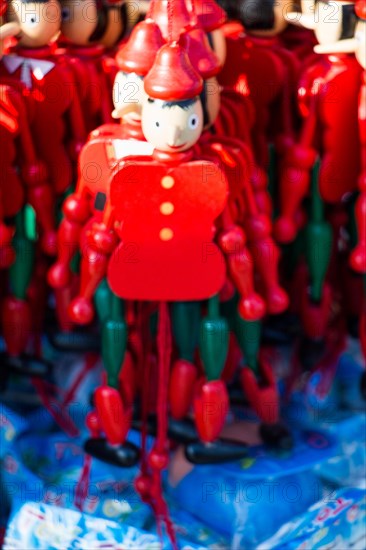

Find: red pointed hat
<box><xmin>0</xmin><ymin>0</ymin><xmax>6</xmax><ymax>17</ymax></box>
<box><xmin>116</xmin><ymin>19</ymin><xmax>164</xmax><ymax>75</ymax></box>
<box><xmin>149</xmin><ymin>0</ymin><xmax>192</xmax><ymax>41</ymax></box>
<box><xmin>144</xmin><ymin>42</ymin><xmax>203</xmax><ymax>100</ymax></box>
<box><xmin>356</xmin><ymin>0</ymin><xmax>366</xmax><ymax>19</ymax></box>
<box><xmin>189</xmin><ymin>0</ymin><xmax>227</xmax><ymax>32</ymax></box>
<box><xmin>180</xmin><ymin>27</ymin><xmax>221</xmax><ymax>78</ymax></box>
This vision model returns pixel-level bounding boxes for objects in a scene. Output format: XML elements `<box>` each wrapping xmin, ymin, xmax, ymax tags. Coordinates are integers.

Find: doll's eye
<box><xmin>25</xmin><ymin>12</ymin><xmax>40</xmax><ymax>25</ymax></box>
<box><xmin>188</xmin><ymin>114</ymin><xmax>199</xmax><ymax>129</ymax></box>
<box><xmin>61</xmin><ymin>7</ymin><xmax>71</xmax><ymax>21</ymax></box>
<box><xmin>155</xmin><ymin>122</ymin><xmax>160</xmax><ymax>127</ymax></box>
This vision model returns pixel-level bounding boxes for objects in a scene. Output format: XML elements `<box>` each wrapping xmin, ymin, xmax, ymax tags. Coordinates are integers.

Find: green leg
<box><xmin>305</xmin><ymin>160</ymin><xmax>332</xmax><ymax>302</ymax></box>
<box><xmin>10</xmin><ymin>210</ymin><xmax>34</xmax><ymax>300</ymax></box>
<box><xmin>199</xmin><ymin>295</ymin><xmax>229</xmax><ymax>381</ymax></box>
<box><xmin>172</xmin><ymin>301</ymin><xmax>201</xmax><ymax>363</ymax></box>
<box><xmin>235</xmin><ymin>314</ymin><xmax>261</xmax><ymax>376</ymax></box>
<box><xmin>100</xmin><ymin>282</ymin><xmax>127</xmax><ymax>390</ymax></box>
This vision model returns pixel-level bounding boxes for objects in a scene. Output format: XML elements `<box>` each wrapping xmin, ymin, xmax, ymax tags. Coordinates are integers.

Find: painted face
<box><xmin>314</xmin><ymin>0</ymin><xmax>356</xmax><ymax>45</ymax></box>
<box><xmin>8</xmin><ymin>0</ymin><xmax>61</xmax><ymax>47</ymax></box>
<box><xmin>60</xmin><ymin>0</ymin><xmax>97</xmax><ymax>45</ymax></box>
<box><xmin>141</xmin><ymin>96</ymin><xmax>204</xmax><ymax>152</ymax></box>
<box><xmin>112</xmin><ymin>70</ymin><xmax>145</xmax><ymax>120</ymax></box>
<box><xmin>354</xmin><ymin>20</ymin><xmax>366</xmax><ymax>69</ymax></box>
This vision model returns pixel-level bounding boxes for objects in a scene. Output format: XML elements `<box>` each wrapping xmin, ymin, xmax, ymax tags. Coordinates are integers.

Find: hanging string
<box><xmin>151</xmin><ymin>301</ymin><xmax>177</xmax><ymax>549</ymax></box>
<box><xmin>168</xmin><ymin>0</ymin><xmax>174</xmax><ymax>43</ymax></box>
<box><xmin>190</xmin><ymin>0</ymin><xmax>197</xmax><ymax>26</ymax></box>
<box><xmin>147</xmin><ymin>0</ymin><xmax>155</xmax><ymax>19</ymax></box>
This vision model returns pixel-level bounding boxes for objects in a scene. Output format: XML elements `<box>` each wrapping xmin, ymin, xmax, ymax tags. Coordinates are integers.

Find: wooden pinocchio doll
<box><xmin>179</xmin><ymin>5</ymin><xmax>291</xmax><ymax>449</ymax></box>
<box><xmin>274</xmin><ymin>0</ymin><xmax>362</xmax><ymax>367</ymax></box>
<box><xmin>2</xmin><ymin>0</ymin><xmax>86</xmax><ymax>197</ymax></box>
<box><xmin>0</xmin><ymin>11</ymin><xmax>20</xmax><ymax>269</ymax></box>
<box><xmin>0</xmin><ymin>0</ymin><xmax>86</xmax><ymax>372</ymax></box>
<box><xmin>0</xmin><ymin>0</ymin><xmax>69</xmax><ymax>375</ymax></box>
<box><xmin>46</xmin><ymin>18</ymin><xmax>162</xmax><ymax>354</ymax></box>
<box><xmin>313</xmin><ymin>0</ymin><xmax>366</xmax><ymax>381</ymax></box>
<box><xmin>48</xmin><ymin>19</ymin><xmax>162</xmax><ymax>306</ymax></box>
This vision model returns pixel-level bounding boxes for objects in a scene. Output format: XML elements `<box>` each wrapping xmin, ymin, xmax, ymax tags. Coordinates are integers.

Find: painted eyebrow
<box><xmin>147</xmin><ymin>97</ymin><xmax>199</xmax><ymax>110</ymax></box>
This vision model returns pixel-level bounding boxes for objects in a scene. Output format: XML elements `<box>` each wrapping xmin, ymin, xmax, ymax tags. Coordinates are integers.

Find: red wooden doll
<box><xmin>2</xmin><ymin>0</ymin><xmax>86</xmax><ymax>196</ymax></box>
<box><xmin>274</xmin><ymin>0</ymin><xmax>362</xmax><ymax>367</ymax></box>
<box><xmin>48</xmin><ymin>19</ymin><xmax>163</xmax><ymax>314</ymax></box>
<box><xmin>313</xmin><ymin>0</ymin><xmax>366</xmax><ymax>372</ymax></box>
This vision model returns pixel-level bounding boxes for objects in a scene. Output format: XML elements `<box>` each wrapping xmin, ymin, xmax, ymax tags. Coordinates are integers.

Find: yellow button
<box><xmin>161</xmin><ymin>175</ymin><xmax>175</xmax><ymax>189</ymax></box>
<box><xmin>160</xmin><ymin>202</ymin><xmax>174</xmax><ymax>215</ymax></box>
<box><xmin>160</xmin><ymin>228</ymin><xmax>174</xmax><ymax>241</ymax></box>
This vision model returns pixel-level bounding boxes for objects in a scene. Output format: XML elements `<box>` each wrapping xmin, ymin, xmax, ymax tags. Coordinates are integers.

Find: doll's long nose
<box><xmin>167</xmin><ymin>126</ymin><xmax>182</xmax><ymax>146</ymax></box>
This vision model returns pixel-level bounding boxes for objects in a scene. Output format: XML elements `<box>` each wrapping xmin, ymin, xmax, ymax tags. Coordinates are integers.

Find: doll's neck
<box><xmin>12</xmin><ymin>44</ymin><xmax>55</xmax><ymax>58</ymax></box>
<box><xmin>246</xmin><ymin>34</ymin><xmax>279</xmax><ymax>47</ymax></box>
<box><xmin>121</xmin><ymin>117</ymin><xmax>145</xmax><ymax>141</ymax></box>
<box><xmin>153</xmin><ymin>148</ymin><xmax>194</xmax><ymax>164</ymax></box>
<box><xmin>64</xmin><ymin>44</ymin><xmax>106</xmax><ymax>57</ymax></box>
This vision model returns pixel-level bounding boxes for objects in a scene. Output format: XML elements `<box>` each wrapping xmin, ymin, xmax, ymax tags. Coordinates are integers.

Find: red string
<box><xmin>140</xmin><ymin>303</ymin><xmax>151</xmax><ymax>479</ymax></box>
<box><xmin>190</xmin><ymin>0</ymin><xmax>197</xmax><ymax>25</ymax></box>
<box><xmin>31</xmin><ymin>378</ymin><xmax>79</xmax><ymax>438</ymax></box>
<box><xmin>147</xmin><ymin>0</ymin><xmax>155</xmax><ymax>18</ymax></box>
<box><xmin>155</xmin><ymin>302</ymin><xmax>171</xmax><ymax>453</ymax></box>
<box><xmin>168</xmin><ymin>0</ymin><xmax>174</xmax><ymax>43</ymax></box>
<box><xmin>63</xmin><ymin>353</ymin><xmax>99</xmax><ymax>407</ymax></box>
<box><xmin>152</xmin><ymin>302</ymin><xmax>178</xmax><ymax>549</ymax></box>
<box><xmin>74</xmin><ymin>454</ymin><xmax>92</xmax><ymax>511</ymax></box>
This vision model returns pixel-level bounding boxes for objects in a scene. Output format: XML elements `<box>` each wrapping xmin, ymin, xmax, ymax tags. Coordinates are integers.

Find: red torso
<box><xmin>218</xmin><ymin>24</ymin><xmax>300</xmax><ymax>167</ymax></box>
<box><xmin>0</xmin><ymin>46</ymin><xmax>82</xmax><ymax>194</ymax></box>
<box><xmin>57</xmin><ymin>44</ymin><xmax>117</xmax><ymax>132</ymax></box>
<box><xmin>107</xmin><ymin>149</ymin><xmax>228</xmax><ymax>301</ymax></box>
<box><xmin>0</xmin><ymin>83</ymin><xmax>25</xmax><ymax>216</ymax></box>
<box><xmin>77</xmin><ymin>119</ymin><xmax>147</xmax><ymax>218</ymax></box>
<box><xmin>300</xmin><ymin>54</ymin><xmax>362</xmax><ymax>202</ymax></box>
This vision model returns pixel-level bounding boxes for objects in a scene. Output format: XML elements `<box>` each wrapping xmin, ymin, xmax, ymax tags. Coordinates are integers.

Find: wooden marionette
<box><xmin>2</xmin><ymin>0</ymin><xmax>86</xmax><ymax>195</ymax></box>
<box><xmin>0</xmin><ymin>0</ymin><xmax>85</xmax><ymax>360</ymax></box>
<box><xmin>46</xmin><ymin>18</ymin><xmax>162</xmax><ymax>353</ymax></box>
<box><xmin>0</xmin><ymin>2</ymin><xmax>70</xmax><ymax>376</ymax></box>
<box><xmin>178</xmin><ymin>9</ymin><xmax>291</xmax><ymax>449</ymax></box>
<box><xmin>274</xmin><ymin>0</ymin><xmax>362</xmax><ymax>367</ymax></box>
<box><xmin>0</xmin><ymin>14</ymin><xmax>20</xmax><ymax>269</ymax></box>
<box><xmin>77</xmin><ymin>36</ymin><xmax>255</xmax><ymax>468</ymax></box>
<box><xmin>313</xmin><ymin>0</ymin><xmax>366</xmax><ymax>373</ymax></box>
<box><xmin>57</xmin><ymin>0</ymin><xmax>129</xmax><ymax>133</ymax></box>
<box><xmin>69</xmin><ymin>1</ymin><xmax>289</xmax><ymax>455</ymax></box>
<box><xmin>216</xmin><ymin>0</ymin><xmax>300</xmax><ymax>174</ymax></box>
<box><xmin>48</xmin><ymin>19</ymin><xmax>163</xmax><ymax>312</ymax></box>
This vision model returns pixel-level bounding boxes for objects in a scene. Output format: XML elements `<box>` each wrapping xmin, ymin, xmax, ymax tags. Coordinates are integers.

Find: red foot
<box><xmin>193</xmin><ymin>378</ymin><xmax>229</xmax><ymax>443</ymax></box>
<box><xmin>240</xmin><ymin>358</ymin><xmax>279</xmax><ymax>424</ymax></box>
<box><xmin>169</xmin><ymin>359</ymin><xmax>197</xmax><ymax>420</ymax></box>
<box><xmin>95</xmin><ymin>385</ymin><xmax>130</xmax><ymax>445</ymax></box>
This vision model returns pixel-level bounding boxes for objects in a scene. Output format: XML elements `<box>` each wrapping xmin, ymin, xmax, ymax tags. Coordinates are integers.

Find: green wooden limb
<box><xmin>235</xmin><ymin>314</ymin><xmax>261</xmax><ymax>375</ymax></box>
<box><xmin>102</xmin><ymin>318</ymin><xmax>127</xmax><ymax>389</ymax></box>
<box><xmin>172</xmin><ymin>301</ymin><xmax>201</xmax><ymax>363</ymax></box>
<box><xmin>305</xmin><ymin>159</ymin><xmax>332</xmax><ymax>303</ymax></box>
<box><xmin>199</xmin><ymin>295</ymin><xmax>229</xmax><ymax>381</ymax></box>
<box><xmin>10</xmin><ymin>211</ymin><xmax>34</xmax><ymax>300</ymax></box>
